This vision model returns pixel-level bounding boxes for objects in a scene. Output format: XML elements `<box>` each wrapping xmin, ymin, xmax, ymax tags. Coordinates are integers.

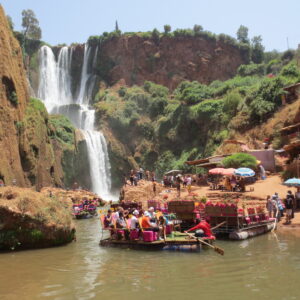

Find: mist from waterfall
<box><xmin>38</xmin><ymin>44</ymin><xmax>112</xmax><ymax>199</ymax></box>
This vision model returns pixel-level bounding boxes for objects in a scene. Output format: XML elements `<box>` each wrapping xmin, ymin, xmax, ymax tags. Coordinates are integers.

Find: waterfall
<box><xmin>37</xmin><ymin>44</ymin><xmax>112</xmax><ymax>199</ymax></box>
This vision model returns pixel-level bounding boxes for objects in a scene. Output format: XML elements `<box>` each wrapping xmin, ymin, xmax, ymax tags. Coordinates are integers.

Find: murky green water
<box><xmin>0</xmin><ymin>218</ymin><xmax>299</xmax><ymax>300</ymax></box>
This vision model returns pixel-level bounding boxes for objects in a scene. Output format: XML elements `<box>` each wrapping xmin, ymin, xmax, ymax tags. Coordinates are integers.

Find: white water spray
<box><xmin>38</xmin><ymin>44</ymin><xmax>112</xmax><ymax>198</ymax></box>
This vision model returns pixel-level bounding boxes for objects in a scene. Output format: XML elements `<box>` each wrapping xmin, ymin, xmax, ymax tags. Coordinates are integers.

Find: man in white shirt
<box><xmin>130</xmin><ymin>210</ymin><xmax>140</xmax><ymax>230</ymax></box>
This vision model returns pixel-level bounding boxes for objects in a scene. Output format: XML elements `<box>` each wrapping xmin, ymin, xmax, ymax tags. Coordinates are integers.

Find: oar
<box><xmin>211</xmin><ymin>221</ymin><xmax>227</xmax><ymax>231</ymax></box>
<box><xmin>185</xmin><ymin>232</ymin><xmax>224</xmax><ymax>256</ymax></box>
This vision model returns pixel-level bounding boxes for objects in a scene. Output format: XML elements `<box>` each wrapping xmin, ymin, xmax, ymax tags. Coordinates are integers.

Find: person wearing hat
<box><xmin>141</xmin><ymin>211</ymin><xmax>161</xmax><ymax>238</ymax></box>
<box><xmin>130</xmin><ymin>210</ymin><xmax>140</xmax><ymax>230</ymax></box>
<box><xmin>285</xmin><ymin>191</ymin><xmax>295</xmax><ymax>224</ymax></box>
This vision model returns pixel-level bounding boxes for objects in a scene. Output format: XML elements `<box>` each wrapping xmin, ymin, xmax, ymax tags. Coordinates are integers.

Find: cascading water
<box><xmin>38</xmin><ymin>44</ymin><xmax>112</xmax><ymax>199</ymax></box>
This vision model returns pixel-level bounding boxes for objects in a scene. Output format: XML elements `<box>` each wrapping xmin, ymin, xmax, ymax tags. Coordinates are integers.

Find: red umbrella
<box><xmin>222</xmin><ymin>168</ymin><xmax>236</xmax><ymax>176</ymax></box>
<box><xmin>209</xmin><ymin>168</ymin><xmax>225</xmax><ymax>175</ymax></box>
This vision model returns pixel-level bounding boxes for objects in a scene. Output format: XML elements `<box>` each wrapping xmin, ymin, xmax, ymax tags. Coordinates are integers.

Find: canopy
<box><xmin>222</xmin><ymin>168</ymin><xmax>236</xmax><ymax>176</ymax></box>
<box><xmin>283</xmin><ymin>178</ymin><xmax>300</xmax><ymax>187</ymax></box>
<box><xmin>165</xmin><ymin>170</ymin><xmax>182</xmax><ymax>176</ymax></box>
<box><xmin>234</xmin><ymin>168</ymin><xmax>255</xmax><ymax>177</ymax></box>
<box><xmin>209</xmin><ymin>168</ymin><xmax>225</xmax><ymax>175</ymax></box>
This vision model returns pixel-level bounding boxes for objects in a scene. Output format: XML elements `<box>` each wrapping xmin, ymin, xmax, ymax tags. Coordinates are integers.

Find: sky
<box><xmin>1</xmin><ymin>0</ymin><xmax>299</xmax><ymax>51</ymax></box>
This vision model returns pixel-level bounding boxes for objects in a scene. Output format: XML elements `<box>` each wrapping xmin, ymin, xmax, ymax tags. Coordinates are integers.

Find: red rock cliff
<box><xmin>0</xmin><ymin>5</ymin><xmax>28</xmax><ymax>186</ymax></box>
<box><xmin>97</xmin><ymin>35</ymin><xmax>248</xmax><ymax>89</ymax></box>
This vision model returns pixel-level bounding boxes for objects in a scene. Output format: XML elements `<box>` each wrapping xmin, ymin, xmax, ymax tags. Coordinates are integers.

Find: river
<box><xmin>0</xmin><ymin>218</ymin><xmax>300</xmax><ymax>300</ymax></box>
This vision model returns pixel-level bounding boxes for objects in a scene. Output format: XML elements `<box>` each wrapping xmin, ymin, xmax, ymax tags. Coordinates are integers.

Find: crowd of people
<box><xmin>266</xmin><ymin>190</ymin><xmax>299</xmax><ymax>224</ymax></box>
<box><xmin>208</xmin><ymin>175</ymin><xmax>247</xmax><ymax>192</ymax></box>
<box><xmin>124</xmin><ymin>168</ymin><xmax>156</xmax><ymax>187</ymax></box>
<box><xmin>103</xmin><ymin>206</ymin><xmax>167</xmax><ymax>240</ymax></box>
<box><xmin>103</xmin><ymin>205</ymin><xmax>215</xmax><ymax>241</ymax></box>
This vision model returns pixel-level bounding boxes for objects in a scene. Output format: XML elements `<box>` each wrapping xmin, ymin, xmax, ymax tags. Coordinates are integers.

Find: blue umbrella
<box><xmin>283</xmin><ymin>178</ymin><xmax>300</xmax><ymax>187</ymax></box>
<box><xmin>234</xmin><ymin>168</ymin><xmax>255</xmax><ymax>177</ymax></box>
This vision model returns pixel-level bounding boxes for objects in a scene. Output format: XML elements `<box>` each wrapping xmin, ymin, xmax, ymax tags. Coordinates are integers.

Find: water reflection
<box><xmin>0</xmin><ymin>219</ymin><xmax>300</xmax><ymax>300</ymax></box>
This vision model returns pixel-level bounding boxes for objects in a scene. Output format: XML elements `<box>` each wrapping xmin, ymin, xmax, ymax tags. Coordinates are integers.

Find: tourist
<box><xmin>271</xmin><ymin>195</ymin><xmax>279</xmax><ymax>220</ymax></box>
<box><xmin>230</xmin><ymin>175</ymin><xmax>237</xmax><ymax>191</ymax></box>
<box><xmin>141</xmin><ymin>211</ymin><xmax>161</xmax><ymax>239</ymax></box>
<box><xmin>152</xmin><ymin>180</ymin><xmax>157</xmax><ymax>195</ymax></box>
<box><xmin>148</xmin><ymin>207</ymin><xmax>156</xmax><ymax>223</ymax></box>
<box><xmin>275</xmin><ymin>193</ymin><xmax>285</xmax><ymax>219</ymax></box>
<box><xmin>266</xmin><ymin>195</ymin><xmax>273</xmax><ymax>218</ymax></box>
<box><xmin>130</xmin><ymin>210</ymin><xmax>140</xmax><ymax>230</ymax></box>
<box><xmin>139</xmin><ymin>167</ymin><xmax>144</xmax><ymax>180</ymax></box>
<box><xmin>151</xmin><ymin>171</ymin><xmax>156</xmax><ymax>182</ymax></box>
<box><xmin>129</xmin><ymin>170</ymin><xmax>134</xmax><ymax>186</ymax></box>
<box><xmin>0</xmin><ymin>179</ymin><xmax>4</xmax><ymax>187</ymax></box>
<box><xmin>183</xmin><ymin>176</ymin><xmax>187</xmax><ymax>188</ymax></box>
<box><xmin>295</xmin><ymin>187</ymin><xmax>300</xmax><ymax>209</ymax></box>
<box><xmin>187</xmin><ymin>175</ymin><xmax>192</xmax><ymax>194</ymax></box>
<box><xmin>12</xmin><ymin>178</ymin><xmax>16</xmax><ymax>186</ymax></box>
<box><xmin>133</xmin><ymin>175</ymin><xmax>138</xmax><ymax>186</ymax></box>
<box><xmin>116</xmin><ymin>211</ymin><xmax>127</xmax><ymax>228</ymax></box>
<box><xmin>145</xmin><ymin>170</ymin><xmax>150</xmax><ymax>181</ymax></box>
<box><xmin>224</xmin><ymin>176</ymin><xmax>231</xmax><ymax>191</ymax></box>
<box><xmin>185</xmin><ymin>218</ymin><xmax>215</xmax><ymax>239</ymax></box>
<box><xmin>104</xmin><ymin>209</ymin><xmax>113</xmax><ymax>228</ymax></box>
<box><xmin>285</xmin><ymin>191</ymin><xmax>295</xmax><ymax>224</ymax></box>
<box><xmin>175</xmin><ymin>175</ymin><xmax>181</xmax><ymax>197</ymax></box>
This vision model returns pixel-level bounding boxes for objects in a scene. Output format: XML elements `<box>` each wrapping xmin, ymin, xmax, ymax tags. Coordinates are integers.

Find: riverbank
<box><xmin>0</xmin><ymin>186</ymin><xmax>76</xmax><ymax>250</ymax></box>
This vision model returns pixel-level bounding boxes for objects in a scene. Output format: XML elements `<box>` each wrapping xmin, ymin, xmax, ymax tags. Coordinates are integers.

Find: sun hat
<box><xmin>133</xmin><ymin>210</ymin><xmax>139</xmax><ymax>215</ymax></box>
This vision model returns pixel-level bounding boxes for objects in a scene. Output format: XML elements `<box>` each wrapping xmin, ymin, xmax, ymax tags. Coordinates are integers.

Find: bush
<box><xmin>49</xmin><ymin>115</ymin><xmax>75</xmax><ymax>145</ymax></box>
<box><xmin>222</xmin><ymin>153</ymin><xmax>257</xmax><ymax>169</ymax></box>
<box><xmin>237</xmin><ymin>64</ymin><xmax>265</xmax><ymax>77</ymax></box>
<box><xmin>280</xmin><ymin>63</ymin><xmax>300</xmax><ymax>78</ymax></box>
<box><xmin>9</xmin><ymin>91</ymin><xmax>18</xmax><ymax>105</ymax></box>
<box><xmin>175</xmin><ymin>81</ymin><xmax>213</xmax><ymax>105</ymax></box>
<box><xmin>281</xmin><ymin>50</ymin><xmax>295</xmax><ymax>62</ymax></box>
<box><xmin>163</xmin><ymin>25</ymin><xmax>171</xmax><ymax>35</ymax></box>
<box><xmin>223</xmin><ymin>90</ymin><xmax>242</xmax><ymax>119</ymax></box>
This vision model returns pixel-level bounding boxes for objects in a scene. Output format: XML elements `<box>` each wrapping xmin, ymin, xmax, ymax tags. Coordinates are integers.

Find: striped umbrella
<box><xmin>222</xmin><ymin>168</ymin><xmax>236</xmax><ymax>176</ymax></box>
<box><xmin>283</xmin><ymin>178</ymin><xmax>300</xmax><ymax>187</ymax></box>
<box><xmin>209</xmin><ymin>168</ymin><xmax>225</xmax><ymax>175</ymax></box>
<box><xmin>234</xmin><ymin>168</ymin><xmax>255</xmax><ymax>177</ymax></box>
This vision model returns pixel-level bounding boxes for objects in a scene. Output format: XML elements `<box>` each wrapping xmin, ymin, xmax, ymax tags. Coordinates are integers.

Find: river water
<box><xmin>0</xmin><ymin>218</ymin><xmax>300</xmax><ymax>300</ymax></box>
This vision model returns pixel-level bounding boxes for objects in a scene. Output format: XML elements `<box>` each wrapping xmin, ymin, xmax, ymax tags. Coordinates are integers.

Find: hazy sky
<box><xmin>1</xmin><ymin>0</ymin><xmax>299</xmax><ymax>51</ymax></box>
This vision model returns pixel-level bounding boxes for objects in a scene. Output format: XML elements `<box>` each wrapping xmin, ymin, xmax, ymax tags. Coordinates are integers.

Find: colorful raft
<box><xmin>99</xmin><ymin>233</ymin><xmax>214</xmax><ymax>252</ymax></box>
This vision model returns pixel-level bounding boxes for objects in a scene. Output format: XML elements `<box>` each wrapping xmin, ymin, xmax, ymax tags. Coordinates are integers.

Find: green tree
<box><xmin>236</xmin><ymin>25</ymin><xmax>249</xmax><ymax>43</ymax></box>
<box><xmin>22</xmin><ymin>9</ymin><xmax>41</xmax><ymax>40</ymax></box>
<box><xmin>6</xmin><ymin>15</ymin><xmax>14</xmax><ymax>31</ymax></box>
<box><xmin>163</xmin><ymin>24</ymin><xmax>171</xmax><ymax>35</ymax></box>
<box><xmin>251</xmin><ymin>35</ymin><xmax>265</xmax><ymax>63</ymax></box>
<box><xmin>222</xmin><ymin>153</ymin><xmax>257</xmax><ymax>169</ymax></box>
<box><xmin>223</xmin><ymin>90</ymin><xmax>242</xmax><ymax>118</ymax></box>
<box><xmin>151</xmin><ymin>28</ymin><xmax>160</xmax><ymax>44</ymax></box>
<box><xmin>193</xmin><ymin>24</ymin><xmax>203</xmax><ymax>35</ymax></box>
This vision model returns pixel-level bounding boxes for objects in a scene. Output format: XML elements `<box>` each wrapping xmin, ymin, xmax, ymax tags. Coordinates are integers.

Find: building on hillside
<box><xmin>282</xmin><ymin>82</ymin><xmax>300</xmax><ymax>105</ymax></box>
<box><xmin>280</xmin><ymin>123</ymin><xmax>300</xmax><ymax>161</ymax></box>
<box><xmin>247</xmin><ymin>149</ymin><xmax>276</xmax><ymax>172</ymax></box>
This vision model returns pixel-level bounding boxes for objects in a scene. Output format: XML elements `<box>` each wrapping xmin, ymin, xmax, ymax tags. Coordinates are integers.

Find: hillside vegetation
<box><xmin>94</xmin><ymin>52</ymin><xmax>300</xmax><ymax>186</ymax></box>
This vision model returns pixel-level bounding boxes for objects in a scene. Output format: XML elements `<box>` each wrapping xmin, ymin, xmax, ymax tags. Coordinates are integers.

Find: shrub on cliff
<box><xmin>48</xmin><ymin>115</ymin><xmax>75</xmax><ymax>146</ymax></box>
<box><xmin>175</xmin><ymin>81</ymin><xmax>213</xmax><ymax>105</ymax></box>
<box><xmin>163</xmin><ymin>25</ymin><xmax>171</xmax><ymax>35</ymax></box>
<box><xmin>237</xmin><ymin>63</ymin><xmax>265</xmax><ymax>77</ymax></box>
<box><xmin>222</xmin><ymin>153</ymin><xmax>257</xmax><ymax>169</ymax></box>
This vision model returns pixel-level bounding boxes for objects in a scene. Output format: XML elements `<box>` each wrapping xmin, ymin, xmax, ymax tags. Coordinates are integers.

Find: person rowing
<box><xmin>185</xmin><ymin>218</ymin><xmax>215</xmax><ymax>239</ymax></box>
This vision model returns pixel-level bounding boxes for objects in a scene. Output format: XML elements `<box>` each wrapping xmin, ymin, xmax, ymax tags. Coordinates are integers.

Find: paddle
<box><xmin>185</xmin><ymin>232</ymin><xmax>224</xmax><ymax>256</ymax></box>
<box><xmin>211</xmin><ymin>221</ymin><xmax>227</xmax><ymax>231</ymax></box>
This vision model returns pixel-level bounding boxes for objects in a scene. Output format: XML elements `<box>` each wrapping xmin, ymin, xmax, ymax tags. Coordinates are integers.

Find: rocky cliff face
<box><xmin>0</xmin><ymin>6</ymin><xmax>86</xmax><ymax>189</ymax></box>
<box><xmin>94</xmin><ymin>35</ymin><xmax>247</xmax><ymax>90</ymax></box>
<box><xmin>0</xmin><ymin>6</ymin><xmax>29</xmax><ymax>186</ymax></box>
